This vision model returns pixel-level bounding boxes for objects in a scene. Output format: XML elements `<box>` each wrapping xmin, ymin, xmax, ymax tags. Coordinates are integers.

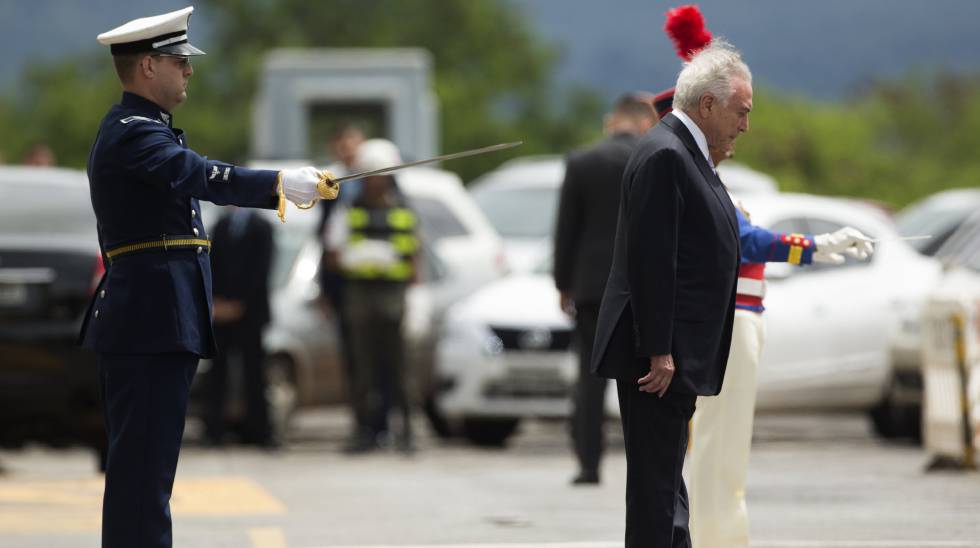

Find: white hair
<box><xmin>673</xmin><ymin>38</ymin><xmax>752</xmax><ymax>113</ymax></box>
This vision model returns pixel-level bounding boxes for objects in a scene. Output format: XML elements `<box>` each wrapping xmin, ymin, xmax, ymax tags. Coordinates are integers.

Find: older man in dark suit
<box><xmin>553</xmin><ymin>92</ymin><xmax>656</xmax><ymax>485</ymax></box>
<box><xmin>591</xmin><ymin>39</ymin><xmax>752</xmax><ymax>548</ymax></box>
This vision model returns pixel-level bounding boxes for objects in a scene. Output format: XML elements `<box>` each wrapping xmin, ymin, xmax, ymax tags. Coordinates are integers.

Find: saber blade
<box><xmin>867</xmin><ymin>235</ymin><xmax>932</xmax><ymax>243</ymax></box>
<box><xmin>332</xmin><ymin>141</ymin><xmax>523</xmax><ymax>184</ymax></box>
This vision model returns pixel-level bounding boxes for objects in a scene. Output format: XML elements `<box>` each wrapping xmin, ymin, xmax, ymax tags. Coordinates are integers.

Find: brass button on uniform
<box><xmin>94</xmin><ymin>309</ymin><xmax>100</xmax><ymax>318</ymax></box>
<box><xmin>196</xmin><ymin>246</ymin><xmax>203</xmax><ymax>254</ymax></box>
<box><xmin>192</xmin><ymin>227</ymin><xmax>200</xmax><ymax>236</ymax></box>
<box><xmin>99</xmin><ymin>289</ymin><xmax>106</xmax><ymax>299</ymax></box>
<box><xmin>191</xmin><ymin>209</ymin><xmax>197</xmax><ymax>218</ymax></box>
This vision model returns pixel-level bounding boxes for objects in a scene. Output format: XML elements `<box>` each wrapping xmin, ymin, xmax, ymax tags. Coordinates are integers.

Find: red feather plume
<box><xmin>664</xmin><ymin>5</ymin><xmax>713</xmax><ymax>61</ymax></box>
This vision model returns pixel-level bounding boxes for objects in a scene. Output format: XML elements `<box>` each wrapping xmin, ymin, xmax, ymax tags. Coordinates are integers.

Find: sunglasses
<box><xmin>151</xmin><ymin>54</ymin><xmax>192</xmax><ymax>69</ymax></box>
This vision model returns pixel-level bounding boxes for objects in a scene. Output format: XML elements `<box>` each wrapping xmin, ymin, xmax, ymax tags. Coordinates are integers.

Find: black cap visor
<box><xmin>157</xmin><ymin>42</ymin><xmax>206</xmax><ymax>56</ymax></box>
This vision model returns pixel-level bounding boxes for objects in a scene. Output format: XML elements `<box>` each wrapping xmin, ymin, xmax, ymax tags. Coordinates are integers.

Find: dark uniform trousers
<box><xmin>98</xmin><ymin>352</ymin><xmax>198</xmax><ymax>548</ymax></box>
<box><xmin>616</xmin><ymin>374</ymin><xmax>696</xmax><ymax>548</ymax></box>
<box><xmin>344</xmin><ymin>281</ymin><xmax>411</xmax><ymax>442</ymax></box>
<box><xmin>570</xmin><ymin>302</ymin><xmax>606</xmax><ymax>476</ymax></box>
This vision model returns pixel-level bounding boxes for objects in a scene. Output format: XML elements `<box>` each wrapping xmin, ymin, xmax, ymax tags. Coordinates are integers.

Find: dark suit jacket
<box><xmin>590</xmin><ymin>114</ymin><xmax>740</xmax><ymax>396</ymax></box>
<box><xmin>553</xmin><ymin>132</ymin><xmax>638</xmax><ymax>305</ymax></box>
<box><xmin>210</xmin><ymin>210</ymin><xmax>274</xmax><ymax>328</ymax></box>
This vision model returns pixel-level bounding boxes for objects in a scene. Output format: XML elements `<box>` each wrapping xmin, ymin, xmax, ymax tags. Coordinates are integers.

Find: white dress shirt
<box><xmin>670</xmin><ymin>109</ymin><xmax>714</xmax><ymax>172</ymax></box>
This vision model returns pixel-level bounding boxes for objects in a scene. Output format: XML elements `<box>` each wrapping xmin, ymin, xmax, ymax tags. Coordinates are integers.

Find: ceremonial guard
<box><xmin>80</xmin><ymin>7</ymin><xmax>335</xmax><ymax>547</ymax></box>
<box><xmin>655</xmin><ymin>7</ymin><xmax>874</xmax><ymax>547</ymax></box>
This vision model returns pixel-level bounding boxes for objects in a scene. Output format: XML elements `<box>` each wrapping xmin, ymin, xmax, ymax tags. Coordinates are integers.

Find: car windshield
<box><xmin>936</xmin><ymin>213</ymin><xmax>980</xmax><ymax>273</ymax></box>
<box><xmin>533</xmin><ymin>254</ymin><xmax>553</xmax><ymax>275</ymax></box>
<box><xmin>269</xmin><ymin>223</ymin><xmax>311</xmax><ymax>289</ymax></box>
<box><xmin>409</xmin><ymin>196</ymin><xmax>470</xmax><ymax>242</ymax></box>
<box><xmin>472</xmin><ymin>186</ymin><xmax>558</xmax><ymax>239</ymax></box>
<box><xmin>894</xmin><ymin>198</ymin><xmax>980</xmax><ymax>256</ymax></box>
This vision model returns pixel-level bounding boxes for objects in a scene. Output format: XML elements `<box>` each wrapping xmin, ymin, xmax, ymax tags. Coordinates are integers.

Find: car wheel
<box><xmin>423</xmin><ymin>394</ymin><xmax>455</xmax><ymax>439</ymax></box>
<box><xmin>265</xmin><ymin>354</ymin><xmax>299</xmax><ymax>442</ymax></box>
<box><xmin>461</xmin><ymin>418</ymin><xmax>520</xmax><ymax>447</ymax></box>
<box><xmin>869</xmin><ymin>386</ymin><xmax>922</xmax><ymax>443</ymax></box>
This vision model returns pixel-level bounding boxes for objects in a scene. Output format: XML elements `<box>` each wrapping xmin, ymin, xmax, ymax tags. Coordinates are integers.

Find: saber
<box><xmin>279</xmin><ymin>141</ymin><xmax>523</xmax><ymax>222</ymax></box>
<box><xmin>866</xmin><ymin>235</ymin><xmax>932</xmax><ymax>243</ymax></box>
<box><xmin>331</xmin><ymin>141</ymin><xmax>524</xmax><ymax>184</ymax></box>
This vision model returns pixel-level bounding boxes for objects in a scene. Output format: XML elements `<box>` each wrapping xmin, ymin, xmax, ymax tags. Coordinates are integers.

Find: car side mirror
<box><xmin>765</xmin><ymin>263</ymin><xmax>795</xmax><ymax>281</ymax></box>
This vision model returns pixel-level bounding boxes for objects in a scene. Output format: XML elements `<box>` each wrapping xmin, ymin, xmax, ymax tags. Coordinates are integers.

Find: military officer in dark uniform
<box><xmin>81</xmin><ymin>7</ymin><xmax>333</xmax><ymax>547</ymax></box>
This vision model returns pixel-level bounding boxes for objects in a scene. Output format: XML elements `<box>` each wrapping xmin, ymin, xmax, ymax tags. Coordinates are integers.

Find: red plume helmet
<box><xmin>664</xmin><ymin>5</ymin><xmax>713</xmax><ymax>61</ymax></box>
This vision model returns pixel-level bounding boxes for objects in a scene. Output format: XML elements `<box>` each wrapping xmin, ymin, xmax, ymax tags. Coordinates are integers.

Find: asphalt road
<box><xmin>1</xmin><ymin>410</ymin><xmax>979</xmax><ymax>548</ymax></box>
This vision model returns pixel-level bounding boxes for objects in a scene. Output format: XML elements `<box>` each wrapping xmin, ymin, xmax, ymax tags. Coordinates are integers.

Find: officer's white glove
<box><xmin>813</xmin><ymin>226</ymin><xmax>875</xmax><ymax>264</ymax></box>
<box><xmin>279</xmin><ymin>166</ymin><xmax>322</xmax><ymax>206</ymax></box>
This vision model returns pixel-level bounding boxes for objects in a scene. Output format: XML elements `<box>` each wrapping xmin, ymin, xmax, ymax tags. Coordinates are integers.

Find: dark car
<box><xmin>0</xmin><ymin>166</ymin><xmax>106</xmax><ymax>466</ymax></box>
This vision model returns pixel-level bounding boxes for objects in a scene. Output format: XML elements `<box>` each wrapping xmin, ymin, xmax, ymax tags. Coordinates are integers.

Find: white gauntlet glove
<box><xmin>279</xmin><ymin>166</ymin><xmax>322</xmax><ymax>206</ymax></box>
<box><xmin>813</xmin><ymin>226</ymin><xmax>875</xmax><ymax>264</ymax></box>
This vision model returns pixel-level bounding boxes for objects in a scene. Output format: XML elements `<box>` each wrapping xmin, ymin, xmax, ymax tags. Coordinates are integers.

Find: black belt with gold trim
<box><xmin>104</xmin><ymin>235</ymin><xmax>211</xmax><ymax>262</ymax></box>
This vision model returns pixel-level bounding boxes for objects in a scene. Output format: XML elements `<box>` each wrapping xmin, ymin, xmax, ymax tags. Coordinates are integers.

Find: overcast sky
<box><xmin>3</xmin><ymin>0</ymin><xmax>980</xmax><ymax>101</ymax></box>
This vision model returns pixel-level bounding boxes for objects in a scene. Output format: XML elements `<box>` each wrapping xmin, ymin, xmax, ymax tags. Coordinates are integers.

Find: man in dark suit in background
<box><xmin>553</xmin><ymin>93</ymin><xmax>657</xmax><ymax>485</ymax></box>
<box><xmin>207</xmin><ymin>207</ymin><xmax>276</xmax><ymax>447</ymax></box>
<box><xmin>591</xmin><ymin>39</ymin><xmax>753</xmax><ymax>548</ymax></box>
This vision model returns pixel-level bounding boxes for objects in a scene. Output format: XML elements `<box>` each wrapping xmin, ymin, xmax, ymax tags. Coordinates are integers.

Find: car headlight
<box><xmin>442</xmin><ymin>317</ymin><xmax>502</xmax><ymax>357</ymax></box>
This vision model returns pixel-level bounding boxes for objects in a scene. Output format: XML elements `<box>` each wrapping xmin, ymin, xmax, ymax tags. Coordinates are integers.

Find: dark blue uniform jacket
<box><xmin>79</xmin><ymin>92</ymin><xmax>278</xmax><ymax>358</ymax></box>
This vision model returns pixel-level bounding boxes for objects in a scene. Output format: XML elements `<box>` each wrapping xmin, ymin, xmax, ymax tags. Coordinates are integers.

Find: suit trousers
<box><xmin>687</xmin><ymin>309</ymin><xmax>766</xmax><ymax>548</ymax></box>
<box><xmin>617</xmin><ymin>376</ymin><xmax>697</xmax><ymax>548</ymax></box>
<box><xmin>570</xmin><ymin>302</ymin><xmax>607</xmax><ymax>477</ymax></box>
<box><xmin>98</xmin><ymin>352</ymin><xmax>199</xmax><ymax>548</ymax></box>
<box><xmin>207</xmin><ymin>322</ymin><xmax>272</xmax><ymax>444</ymax></box>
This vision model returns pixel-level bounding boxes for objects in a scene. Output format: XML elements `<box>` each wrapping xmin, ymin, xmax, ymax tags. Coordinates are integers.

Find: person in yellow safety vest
<box><xmin>325</xmin><ymin>139</ymin><xmax>420</xmax><ymax>453</ymax></box>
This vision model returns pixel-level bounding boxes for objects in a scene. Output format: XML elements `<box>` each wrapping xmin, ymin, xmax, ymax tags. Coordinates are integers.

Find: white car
<box><xmin>742</xmin><ymin>193</ymin><xmax>941</xmax><ymax>422</ymax></box>
<box><xmin>469</xmin><ymin>155</ymin><xmax>777</xmax><ymax>272</ymax></box>
<box><xmin>249</xmin><ymin>161</ymin><xmax>507</xmax><ymax>307</ymax></box>
<box><xmin>396</xmin><ymin>166</ymin><xmax>508</xmax><ymax>306</ymax></box>
<box><xmin>919</xmin><ymin>210</ymin><xmax>980</xmax><ymax>461</ymax></box>
<box><xmin>435</xmin><ymin>257</ymin><xmax>575</xmax><ymax>445</ymax></box>
<box><xmin>196</xmin><ymin>164</ymin><xmax>495</xmax><ymax>437</ymax></box>
<box><xmin>886</xmin><ymin>188</ymin><xmax>980</xmax><ymax>439</ymax></box>
<box><xmin>435</xmin><ymin>192</ymin><xmax>942</xmax><ymax>445</ymax></box>
<box><xmin>469</xmin><ymin>156</ymin><xmax>565</xmax><ymax>273</ymax></box>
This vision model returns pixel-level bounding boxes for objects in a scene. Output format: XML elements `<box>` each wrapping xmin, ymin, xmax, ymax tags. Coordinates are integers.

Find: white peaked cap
<box><xmin>353</xmin><ymin>139</ymin><xmax>404</xmax><ymax>174</ymax></box>
<box><xmin>97</xmin><ymin>6</ymin><xmax>205</xmax><ymax>56</ymax></box>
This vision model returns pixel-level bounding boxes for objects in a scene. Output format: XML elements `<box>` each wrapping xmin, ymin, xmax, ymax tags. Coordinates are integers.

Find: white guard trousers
<box><xmin>687</xmin><ymin>309</ymin><xmax>766</xmax><ymax>548</ymax></box>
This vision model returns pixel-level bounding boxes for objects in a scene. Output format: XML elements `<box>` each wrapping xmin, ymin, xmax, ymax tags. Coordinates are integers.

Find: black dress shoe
<box><xmin>571</xmin><ymin>472</ymin><xmax>600</xmax><ymax>485</ymax></box>
<box><xmin>342</xmin><ymin>437</ymin><xmax>379</xmax><ymax>454</ymax></box>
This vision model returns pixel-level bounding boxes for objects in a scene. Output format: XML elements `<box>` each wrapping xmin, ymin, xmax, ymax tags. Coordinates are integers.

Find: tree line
<box><xmin>0</xmin><ymin>0</ymin><xmax>977</xmax><ymax>210</ymax></box>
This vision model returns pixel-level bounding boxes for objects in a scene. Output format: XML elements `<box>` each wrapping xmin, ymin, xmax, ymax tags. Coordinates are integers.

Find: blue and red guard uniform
<box><xmin>735</xmin><ymin>208</ymin><xmax>814</xmax><ymax>312</ymax></box>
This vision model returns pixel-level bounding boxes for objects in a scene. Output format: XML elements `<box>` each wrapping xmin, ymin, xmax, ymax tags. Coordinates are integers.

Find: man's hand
<box><xmin>559</xmin><ymin>291</ymin><xmax>575</xmax><ymax>318</ymax></box>
<box><xmin>279</xmin><ymin>166</ymin><xmax>322</xmax><ymax>206</ymax></box>
<box><xmin>813</xmin><ymin>226</ymin><xmax>874</xmax><ymax>264</ymax></box>
<box><xmin>638</xmin><ymin>354</ymin><xmax>675</xmax><ymax>397</ymax></box>
<box><xmin>212</xmin><ymin>297</ymin><xmax>244</xmax><ymax>324</ymax></box>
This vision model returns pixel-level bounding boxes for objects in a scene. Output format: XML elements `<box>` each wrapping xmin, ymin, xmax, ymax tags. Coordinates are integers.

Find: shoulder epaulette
<box><xmin>118</xmin><ymin>115</ymin><xmax>164</xmax><ymax>125</ymax></box>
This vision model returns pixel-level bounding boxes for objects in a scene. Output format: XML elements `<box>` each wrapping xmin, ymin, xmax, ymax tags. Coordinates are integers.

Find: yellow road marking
<box><xmin>172</xmin><ymin>477</ymin><xmax>287</xmax><ymax>516</ymax></box>
<box><xmin>249</xmin><ymin>527</ymin><xmax>288</xmax><ymax>548</ymax></box>
<box><xmin>0</xmin><ymin>476</ymin><xmax>285</xmax><ymax>534</ymax></box>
